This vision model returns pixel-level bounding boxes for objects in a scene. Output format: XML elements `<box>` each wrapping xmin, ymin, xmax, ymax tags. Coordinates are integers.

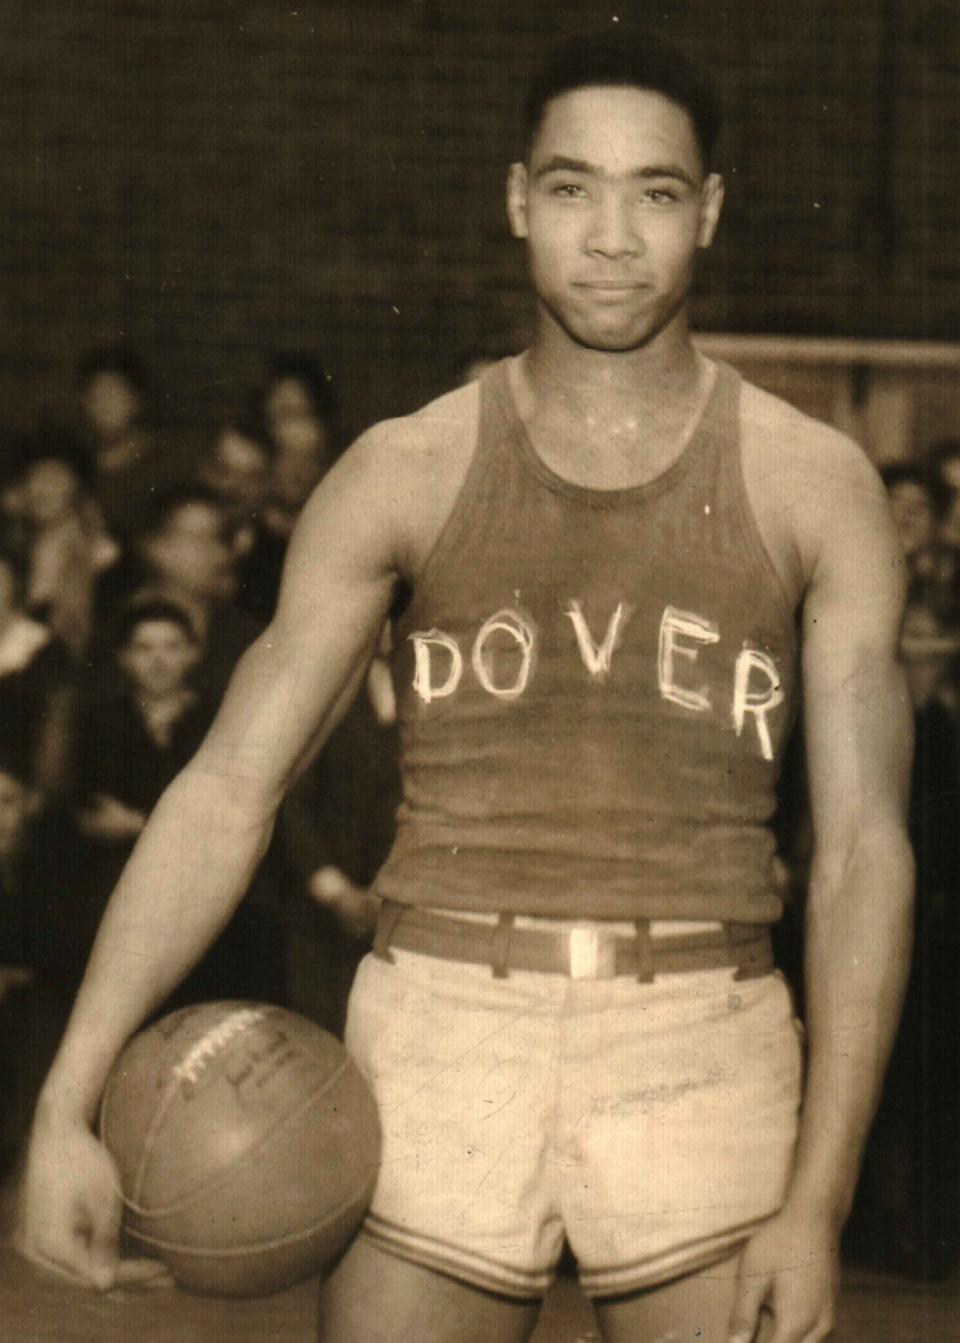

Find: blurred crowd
<box><xmin>0</xmin><ymin>345</ymin><xmax>400</xmax><ymax>1170</ymax></box>
<box><xmin>2</xmin><ymin>347</ymin><xmax>960</xmax><ymax>1282</ymax></box>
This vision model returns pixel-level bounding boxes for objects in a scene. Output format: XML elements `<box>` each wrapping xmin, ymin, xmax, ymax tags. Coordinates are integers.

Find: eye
<box><xmin>552</xmin><ymin>182</ymin><xmax>587</xmax><ymax>199</ymax></box>
<box><xmin>644</xmin><ymin>188</ymin><xmax>679</xmax><ymax>204</ymax></box>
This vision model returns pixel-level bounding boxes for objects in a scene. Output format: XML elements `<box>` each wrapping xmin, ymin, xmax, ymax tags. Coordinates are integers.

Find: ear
<box><xmin>506</xmin><ymin>162</ymin><xmax>529</xmax><ymax>239</ymax></box>
<box><xmin>697</xmin><ymin>173</ymin><xmax>724</xmax><ymax>249</ymax></box>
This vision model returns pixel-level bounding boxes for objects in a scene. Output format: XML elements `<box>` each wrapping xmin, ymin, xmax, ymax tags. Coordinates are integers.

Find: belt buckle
<box><xmin>568</xmin><ymin>925</ymin><xmax>616</xmax><ymax>979</ymax></box>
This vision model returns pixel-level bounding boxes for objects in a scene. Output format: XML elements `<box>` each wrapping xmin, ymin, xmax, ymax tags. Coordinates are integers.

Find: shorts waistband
<box><xmin>373</xmin><ymin>900</ymin><xmax>774</xmax><ymax>983</ymax></box>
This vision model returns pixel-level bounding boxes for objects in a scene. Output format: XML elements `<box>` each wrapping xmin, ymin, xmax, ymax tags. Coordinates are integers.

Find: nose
<box><xmin>586</xmin><ymin>188</ymin><xmax>641</xmax><ymax>259</ymax></box>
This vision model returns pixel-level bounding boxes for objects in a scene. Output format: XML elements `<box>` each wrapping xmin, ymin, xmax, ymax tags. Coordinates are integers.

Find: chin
<box><xmin>568</xmin><ymin>323</ymin><xmax>658</xmax><ymax>354</ymax></box>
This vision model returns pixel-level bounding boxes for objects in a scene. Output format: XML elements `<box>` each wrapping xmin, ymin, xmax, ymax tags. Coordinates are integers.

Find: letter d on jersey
<box><xmin>410</xmin><ymin>629</ymin><xmax>464</xmax><ymax>704</ymax></box>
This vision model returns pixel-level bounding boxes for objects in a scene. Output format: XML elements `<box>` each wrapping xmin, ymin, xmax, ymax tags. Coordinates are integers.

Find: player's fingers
<box><xmin>13</xmin><ymin>1235</ymin><xmax>106</xmax><ymax>1290</ymax></box>
<box><xmin>112</xmin><ymin>1256</ymin><xmax>176</xmax><ymax>1289</ymax></box>
<box><xmin>85</xmin><ymin>1196</ymin><xmax>124</xmax><ymax>1289</ymax></box>
<box><xmin>727</xmin><ymin>1273</ymin><xmax>769</xmax><ymax>1343</ymax></box>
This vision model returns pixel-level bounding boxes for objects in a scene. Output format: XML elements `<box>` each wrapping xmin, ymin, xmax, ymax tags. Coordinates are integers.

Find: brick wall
<box><xmin>1</xmin><ymin>0</ymin><xmax>957</xmax><ymax>441</ymax></box>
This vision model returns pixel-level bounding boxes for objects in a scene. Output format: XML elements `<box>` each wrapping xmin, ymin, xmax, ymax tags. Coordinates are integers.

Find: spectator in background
<box><xmin>128</xmin><ymin>484</ymin><xmax>261</xmax><ymax>706</ymax></box>
<box><xmin>76</xmin><ymin>347</ymin><xmax>155</xmax><ymax>539</ymax></box>
<box><xmin>199</xmin><ymin>416</ymin><xmax>285</xmax><ymax>624</ymax></box>
<box><xmin>260</xmin><ymin>352</ymin><xmax>342</xmax><ymax>542</ymax></box>
<box><xmin>927</xmin><ymin>438</ymin><xmax>960</xmax><ymax>548</ymax></box>
<box><xmin>0</xmin><ymin>542</ymin><xmax>76</xmax><ymax>800</ymax></box>
<box><xmin>76</xmin><ymin>346</ymin><xmax>196</xmax><ymax>544</ymax></box>
<box><xmin>845</xmin><ymin>594</ymin><xmax>960</xmax><ymax>1279</ymax></box>
<box><xmin>881</xmin><ymin>464</ymin><xmax>957</xmax><ymax>622</ymax></box>
<box><xmin>13</xmin><ymin>431</ymin><xmax>119</xmax><ymax>659</ymax></box>
<box><xmin>73</xmin><ymin>600</ymin><xmax>284</xmax><ymax>1014</ymax></box>
<box><xmin>75</xmin><ymin>601</ymin><xmax>209</xmax><ymax>857</ymax></box>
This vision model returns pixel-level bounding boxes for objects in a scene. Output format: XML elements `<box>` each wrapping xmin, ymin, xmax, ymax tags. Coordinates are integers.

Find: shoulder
<box><xmin>739</xmin><ymin>376</ymin><xmax>877</xmax><ymax>486</ymax></box>
<box><xmin>346</xmin><ymin>380</ymin><xmax>480</xmax><ymax>485</ymax></box>
<box><xmin>309</xmin><ymin>379</ymin><xmax>483</xmax><ymax>578</ymax></box>
<box><xmin>736</xmin><ymin>373</ymin><xmax>891</xmax><ymax>588</ymax></box>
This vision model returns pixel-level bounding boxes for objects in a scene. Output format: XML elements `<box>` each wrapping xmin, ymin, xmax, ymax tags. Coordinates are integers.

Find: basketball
<box><xmin>98</xmin><ymin>1001</ymin><xmax>381</xmax><ymax>1297</ymax></box>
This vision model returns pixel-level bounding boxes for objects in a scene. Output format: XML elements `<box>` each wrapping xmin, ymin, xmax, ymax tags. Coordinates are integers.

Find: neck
<box><xmin>524</xmin><ymin>308</ymin><xmax>701</xmax><ymax>416</ymax></box>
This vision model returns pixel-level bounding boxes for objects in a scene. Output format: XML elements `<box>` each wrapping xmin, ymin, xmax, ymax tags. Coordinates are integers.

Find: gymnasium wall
<box><xmin>2</xmin><ymin>0</ymin><xmax>958</xmax><ymax>440</ymax></box>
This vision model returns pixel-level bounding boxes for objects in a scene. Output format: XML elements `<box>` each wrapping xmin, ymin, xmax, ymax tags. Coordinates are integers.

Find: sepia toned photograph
<box><xmin>1</xmin><ymin>4</ymin><xmax>958</xmax><ymax>1339</ymax></box>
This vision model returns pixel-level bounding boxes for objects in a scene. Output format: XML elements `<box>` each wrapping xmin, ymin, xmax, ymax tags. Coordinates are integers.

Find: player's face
<box><xmin>120</xmin><ymin>620</ymin><xmax>198</xmax><ymax>699</ymax></box>
<box><xmin>507</xmin><ymin>86</ymin><xmax>723</xmax><ymax>353</ymax></box>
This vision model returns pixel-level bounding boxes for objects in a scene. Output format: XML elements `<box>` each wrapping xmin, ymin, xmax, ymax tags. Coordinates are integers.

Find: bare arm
<box><xmin>789</xmin><ymin>470</ymin><xmax>913</xmax><ymax>1221</ymax></box>
<box><xmin>15</xmin><ymin>431</ymin><xmax>405</xmax><ymax>1284</ymax></box>
<box><xmin>731</xmin><ymin>448</ymin><xmax>913</xmax><ymax>1342</ymax></box>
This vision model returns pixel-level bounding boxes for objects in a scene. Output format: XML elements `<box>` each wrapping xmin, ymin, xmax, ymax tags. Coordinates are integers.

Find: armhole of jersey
<box><xmin>730</xmin><ymin>379</ymin><xmax>801</xmax><ymax>628</ymax></box>
<box><xmin>396</xmin><ymin>384</ymin><xmax>488</xmax><ymax>632</ymax></box>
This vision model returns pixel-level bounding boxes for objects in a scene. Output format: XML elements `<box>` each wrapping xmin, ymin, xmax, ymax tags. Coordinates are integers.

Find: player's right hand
<box><xmin>13</xmin><ymin>1099</ymin><xmax>172</xmax><ymax>1290</ymax></box>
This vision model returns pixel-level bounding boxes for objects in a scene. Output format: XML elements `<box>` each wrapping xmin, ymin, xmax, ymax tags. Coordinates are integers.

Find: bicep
<box><xmin>186</xmin><ymin>449</ymin><xmax>400</xmax><ymax>810</ymax></box>
<box><xmin>801</xmin><ymin>468</ymin><xmax>912</xmax><ymax>852</ymax></box>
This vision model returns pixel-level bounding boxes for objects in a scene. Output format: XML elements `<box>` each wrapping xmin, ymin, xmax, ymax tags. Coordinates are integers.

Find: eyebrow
<box><xmin>534</xmin><ymin>155</ymin><xmax>698</xmax><ymax>188</ymax></box>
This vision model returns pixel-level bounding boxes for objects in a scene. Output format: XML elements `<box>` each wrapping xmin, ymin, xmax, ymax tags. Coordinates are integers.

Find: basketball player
<box><xmin>15</xmin><ymin>29</ymin><xmax>912</xmax><ymax>1343</ymax></box>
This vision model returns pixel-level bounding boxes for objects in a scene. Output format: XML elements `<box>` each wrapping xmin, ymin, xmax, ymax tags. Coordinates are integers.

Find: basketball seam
<box><xmin>118</xmin><ymin>1055</ymin><xmax>363</xmax><ymax>1218</ymax></box>
<box><xmin>101</xmin><ymin>1004</ymin><xmax>363</xmax><ymax>1212</ymax></box>
<box><xmin>102</xmin><ymin>1003</ymin><xmax>275</xmax><ymax>1203</ymax></box>
<box><xmin>122</xmin><ymin>1181</ymin><xmax>376</xmax><ymax>1258</ymax></box>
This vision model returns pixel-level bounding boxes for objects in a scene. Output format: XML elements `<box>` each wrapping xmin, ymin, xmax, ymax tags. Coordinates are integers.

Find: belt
<box><xmin>373</xmin><ymin>900</ymin><xmax>774</xmax><ymax>982</ymax></box>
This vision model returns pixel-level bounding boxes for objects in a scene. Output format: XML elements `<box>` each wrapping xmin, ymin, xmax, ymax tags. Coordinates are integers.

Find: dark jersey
<box><xmin>376</xmin><ymin>359</ymin><xmax>799</xmax><ymax>922</ymax></box>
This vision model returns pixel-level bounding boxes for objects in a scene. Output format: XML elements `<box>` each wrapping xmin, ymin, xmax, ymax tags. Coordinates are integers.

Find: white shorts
<box><xmin>345</xmin><ymin>937</ymin><xmax>802</xmax><ymax>1300</ymax></box>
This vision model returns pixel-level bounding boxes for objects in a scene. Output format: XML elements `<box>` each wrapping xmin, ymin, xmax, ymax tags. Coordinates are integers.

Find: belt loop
<box><xmin>373</xmin><ymin>899</ymin><xmax>406</xmax><ymax>964</ymax></box>
<box><xmin>490</xmin><ymin>912</ymin><xmax>515</xmax><ymax>978</ymax></box>
<box><xmin>634</xmin><ymin>919</ymin><xmax>654</xmax><ymax>983</ymax></box>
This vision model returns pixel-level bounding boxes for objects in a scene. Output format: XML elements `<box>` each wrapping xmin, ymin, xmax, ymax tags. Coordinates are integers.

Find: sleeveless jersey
<box><xmin>375</xmin><ymin>358</ymin><xmax>799</xmax><ymax>922</ymax></box>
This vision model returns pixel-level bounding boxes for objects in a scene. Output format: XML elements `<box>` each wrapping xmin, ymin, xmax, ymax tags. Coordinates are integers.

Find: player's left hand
<box><xmin>727</xmin><ymin>1201</ymin><xmax>840</xmax><ymax>1342</ymax></box>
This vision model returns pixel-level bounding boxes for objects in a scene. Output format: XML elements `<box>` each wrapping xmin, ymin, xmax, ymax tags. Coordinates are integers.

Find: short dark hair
<box><xmin>524</xmin><ymin>28</ymin><xmax>722</xmax><ymax>169</ymax></box>
<box><xmin>77</xmin><ymin>344</ymin><xmax>149</xmax><ymax>396</ymax></box>
<box><xmin>117</xmin><ymin>598</ymin><xmax>197</xmax><ymax>650</ymax></box>
<box><xmin>16</xmin><ymin>427</ymin><xmax>96</xmax><ymax>491</ymax></box>
<box><xmin>263</xmin><ymin>351</ymin><xmax>339</xmax><ymax>425</ymax></box>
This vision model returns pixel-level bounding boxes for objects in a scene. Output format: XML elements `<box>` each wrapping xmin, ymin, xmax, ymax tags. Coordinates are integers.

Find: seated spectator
<box><xmin>881</xmin><ymin>464</ymin><xmax>957</xmax><ymax>620</ymax></box>
<box><xmin>76</xmin><ymin>345</ymin><xmax>195</xmax><ymax>542</ymax></box>
<box><xmin>73</xmin><ymin>599</ymin><xmax>285</xmax><ymax>1013</ymax></box>
<box><xmin>199</xmin><ymin>417</ymin><xmax>285</xmax><ymax>622</ymax></box>
<box><xmin>0</xmin><ymin>542</ymin><xmax>76</xmax><ymax>799</ymax></box>
<box><xmin>76</xmin><ymin>601</ymin><xmax>210</xmax><ymax>853</ymax></box>
<box><xmin>261</xmin><ymin>350</ymin><xmax>339</xmax><ymax>443</ymax></box>
<box><xmin>200</xmin><ymin>416</ymin><xmax>272</xmax><ymax>529</ymax></box>
<box><xmin>13</xmin><ymin>431</ymin><xmax>119</xmax><ymax>658</ymax></box>
<box><xmin>93</xmin><ymin>485</ymin><xmax>262</xmax><ymax>707</ymax></box>
<box><xmin>927</xmin><ymin>438</ymin><xmax>960</xmax><ymax>544</ymax></box>
<box><xmin>259</xmin><ymin>352</ymin><xmax>342</xmax><ymax>542</ymax></box>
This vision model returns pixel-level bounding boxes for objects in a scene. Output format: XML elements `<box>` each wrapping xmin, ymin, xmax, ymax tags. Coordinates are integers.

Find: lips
<box><xmin>574</xmin><ymin>281</ymin><xmax>649</xmax><ymax>293</ymax></box>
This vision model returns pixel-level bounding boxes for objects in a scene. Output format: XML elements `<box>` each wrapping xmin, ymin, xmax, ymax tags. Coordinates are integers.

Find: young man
<box><xmin>15</xmin><ymin>29</ymin><xmax>912</xmax><ymax>1343</ymax></box>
